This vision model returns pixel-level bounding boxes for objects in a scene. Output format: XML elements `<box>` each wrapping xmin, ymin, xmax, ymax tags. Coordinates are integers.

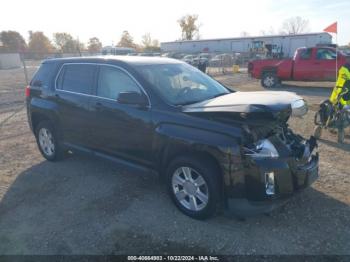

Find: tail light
<box><xmin>25</xmin><ymin>85</ymin><xmax>30</xmax><ymax>97</ymax></box>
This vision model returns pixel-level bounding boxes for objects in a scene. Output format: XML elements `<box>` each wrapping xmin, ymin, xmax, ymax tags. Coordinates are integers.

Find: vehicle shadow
<box><xmin>272</xmin><ymin>83</ymin><xmax>331</xmax><ymax>99</ymax></box>
<box><xmin>319</xmin><ymin>138</ymin><xmax>350</xmax><ymax>151</ymax></box>
<box><xmin>0</xmin><ymin>153</ymin><xmax>349</xmax><ymax>254</ymax></box>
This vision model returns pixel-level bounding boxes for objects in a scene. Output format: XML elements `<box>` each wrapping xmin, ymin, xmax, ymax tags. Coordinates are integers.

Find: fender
<box><xmin>153</xmin><ymin>123</ymin><xmax>245</xmax><ymax>194</ymax></box>
<box><xmin>261</xmin><ymin>66</ymin><xmax>278</xmax><ymax>77</ymax></box>
<box><xmin>28</xmin><ymin>97</ymin><xmax>61</xmax><ymax>133</ymax></box>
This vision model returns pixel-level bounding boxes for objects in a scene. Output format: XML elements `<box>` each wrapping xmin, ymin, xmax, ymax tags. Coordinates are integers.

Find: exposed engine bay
<box><xmin>183</xmin><ymin>90</ymin><xmax>317</xmax><ymax>167</ymax></box>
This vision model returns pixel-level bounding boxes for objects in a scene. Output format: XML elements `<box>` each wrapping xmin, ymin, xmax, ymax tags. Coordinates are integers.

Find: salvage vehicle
<box><xmin>181</xmin><ymin>54</ymin><xmax>197</xmax><ymax>65</ymax></box>
<box><xmin>26</xmin><ymin>56</ymin><xmax>319</xmax><ymax>219</ymax></box>
<box><xmin>248</xmin><ymin>46</ymin><xmax>349</xmax><ymax>88</ymax></box>
<box><xmin>193</xmin><ymin>53</ymin><xmax>211</xmax><ymax>65</ymax></box>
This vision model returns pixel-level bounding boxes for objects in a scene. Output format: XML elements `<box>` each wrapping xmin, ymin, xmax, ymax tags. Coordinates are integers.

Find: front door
<box><xmin>90</xmin><ymin>65</ymin><xmax>153</xmax><ymax>167</ymax></box>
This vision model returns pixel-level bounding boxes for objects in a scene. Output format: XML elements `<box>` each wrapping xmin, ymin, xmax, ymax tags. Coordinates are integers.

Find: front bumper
<box><xmin>226</xmin><ymin>136</ymin><xmax>319</xmax><ymax>216</ymax></box>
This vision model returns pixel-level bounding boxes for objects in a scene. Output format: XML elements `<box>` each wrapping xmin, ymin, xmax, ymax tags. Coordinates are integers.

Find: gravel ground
<box><xmin>0</xmin><ymin>64</ymin><xmax>349</xmax><ymax>255</ymax></box>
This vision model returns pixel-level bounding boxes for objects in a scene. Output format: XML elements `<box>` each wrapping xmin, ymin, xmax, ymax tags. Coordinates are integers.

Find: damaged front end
<box><xmin>233</xmin><ymin>122</ymin><xmax>319</xmax><ymax>215</ymax></box>
<box><xmin>187</xmin><ymin>108</ymin><xmax>319</xmax><ymax>215</ymax></box>
<box><xmin>182</xmin><ymin>91</ymin><xmax>318</xmax><ymax>215</ymax></box>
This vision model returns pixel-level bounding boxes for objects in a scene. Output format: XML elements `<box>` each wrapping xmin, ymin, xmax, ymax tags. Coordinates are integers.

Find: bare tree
<box><xmin>141</xmin><ymin>33</ymin><xmax>152</xmax><ymax>47</ymax></box>
<box><xmin>281</xmin><ymin>16</ymin><xmax>310</xmax><ymax>35</ymax></box>
<box><xmin>141</xmin><ymin>33</ymin><xmax>160</xmax><ymax>52</ymax></box>
<box><xmin>178</xmin><ymin>14</ymin><xmax>200</xmax><ymax>40</ymax></box>
<box><xmin>53</xmin><ymin>32</ymin><xmax>81</xmax><ymax>53</ymax></box>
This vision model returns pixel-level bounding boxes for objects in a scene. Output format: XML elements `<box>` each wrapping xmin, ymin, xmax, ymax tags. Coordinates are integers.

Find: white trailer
<box><xmin>161</xmin><ymin>32</ymin><xmax>332</xmax><ymax>57</ymax></box>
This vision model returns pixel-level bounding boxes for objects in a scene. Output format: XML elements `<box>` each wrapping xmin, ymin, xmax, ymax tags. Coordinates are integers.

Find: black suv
<box><xmin>26</xmin><ymin>57</ymin><xmax>319</xmax><ymax>219</ymax></box>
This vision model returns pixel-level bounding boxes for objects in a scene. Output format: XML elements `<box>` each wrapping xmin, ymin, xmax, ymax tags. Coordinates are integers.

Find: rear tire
<box><xmin>261</xmin><ymin>72</ymin><xmax>278</xmax><ymax>88</ymax></box>
<box><xmin>314</xmin><ymin>126</ymin><xmax>322</xmax><ymax>139</ymax></box>
<box><xmin>35</xmin><ymin>120</ymin><xmax>65</xmax><ymax>161</ymax></box>
<box><xmin>338</xmin><ymin>128</ymin><xmax>345</xmax><ymax>143</ymax></box>
<box><xmin>166</xmin><ymin>155</ymin><xmax>221</xmax><ymax>220</ymax></box>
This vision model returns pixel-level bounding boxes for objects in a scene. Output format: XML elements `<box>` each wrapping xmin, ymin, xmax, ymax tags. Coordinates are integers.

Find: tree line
<box><xmin>1</xmin><ymin>16</ymin><xmax>348</xmax><ymax>54</ymax></box>
<box><xmin>0</xmin><ymin>30</ymin><xmax>161</xmax><ymax>54</ymax></box>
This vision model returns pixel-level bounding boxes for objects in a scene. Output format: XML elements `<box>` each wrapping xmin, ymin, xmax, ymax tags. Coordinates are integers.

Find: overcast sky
<box><xmin>1</xmin><ymin>0</ymin><xmax>349</xmax><ymax>46</ymax></box>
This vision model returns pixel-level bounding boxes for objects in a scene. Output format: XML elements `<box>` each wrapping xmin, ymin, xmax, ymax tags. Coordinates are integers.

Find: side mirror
<box><xmin>117</xmin><ymin>91</ymin><xmax>148</xmax><ymax>107</ymax></box>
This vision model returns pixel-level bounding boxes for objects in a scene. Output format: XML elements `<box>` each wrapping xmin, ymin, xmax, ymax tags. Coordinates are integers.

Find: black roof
<box><xmin>44</xmin><ymin>56</ymin><xmax>182</xmax><ymax>66</ymax></box>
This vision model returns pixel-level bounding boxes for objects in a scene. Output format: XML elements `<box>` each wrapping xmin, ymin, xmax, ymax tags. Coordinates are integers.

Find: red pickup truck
<box><xmin>248</xmin><ymin>47</ymin><xmax>349</xmax><ymax>88</ymax></box>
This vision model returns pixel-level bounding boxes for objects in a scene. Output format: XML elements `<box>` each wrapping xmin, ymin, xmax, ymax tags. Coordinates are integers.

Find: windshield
<box><xmin>136</xmin><ymin>63</ymin><xmax>230</xmax><ymax>105</ymax></box>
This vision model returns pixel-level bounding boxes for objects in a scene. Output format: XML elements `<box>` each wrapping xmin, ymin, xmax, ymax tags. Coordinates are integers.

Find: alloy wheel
<box><xmin>38</xmin><ymin>127</ymin><xmax>55</xmax><ymax>157</ymax></box>
<box><xmin>264</xmin><ymin>76</ymin><xmax>275</xmax><ymax>87</ymax></box>
<box><xmin>171</xmin><ymin>167</ymin><xmax>209</xmax><ymax>211</ymax></box>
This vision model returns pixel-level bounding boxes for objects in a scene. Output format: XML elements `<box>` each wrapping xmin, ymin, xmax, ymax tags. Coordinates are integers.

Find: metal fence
<box><xmin>205</xmin><ymin>53</ymin><xmax>250</xmax><ymax>76</ymax></box>
<box><xmin>0</xmin><ymin>51</ymin><xmax>250</xmax><ymax>86</ymax></box>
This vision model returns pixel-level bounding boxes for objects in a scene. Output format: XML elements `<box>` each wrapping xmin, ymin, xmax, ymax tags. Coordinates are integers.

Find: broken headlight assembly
<box><xmin>244</xmin><ymin>139</ymin><xmax>279</xmax><ymax>159</ymax></box>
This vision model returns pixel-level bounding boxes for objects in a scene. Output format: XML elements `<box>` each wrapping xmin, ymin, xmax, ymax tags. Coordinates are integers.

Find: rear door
<box><xmin>89</xmin><ymin>65</ymin><xmax>153</xmax><ymax>166</ymax></box>
<box><xmin>55</xmin><ymin>63</ymin><xmax>97</xmax><ymax>147</ymax></box>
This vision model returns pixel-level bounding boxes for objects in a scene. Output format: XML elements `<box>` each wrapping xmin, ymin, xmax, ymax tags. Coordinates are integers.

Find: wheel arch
<box><xmin>261</xmin><ymin>66</ymin><xmax>278</xmax><ymax>78</ymax></box>
<box><xmin>29</xmin><ymin>99</ymin><xmax>61</xmax><ymax>135</ymax></box>
<box><xmin>161</xmin><ymin>145</ymin><xmax>224</xmax><ymax>181</ymax></box>
<box><xmin>31</xmin><ymin>112</ymin><xmax>53</xmax><ymax>132</ymax></box>
<box><xmin>30</xmin><ymin>109</ymin><xmax>63</xmax><ymax>141</ymax></box>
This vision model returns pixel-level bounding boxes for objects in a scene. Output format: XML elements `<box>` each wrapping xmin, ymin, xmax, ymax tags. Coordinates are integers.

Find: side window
<box><xmin>31</xmin><ymin>62</ymin><xmax>58</xmax><ymax>88</ymax></box>
<box><xmin>97</xmin><ymin>66</ymin><xmax>141</xmax><ymax>100</ymax></box>
<box><xmin>57</xmin><ymin>64</ymin><xmax>96</xmax><ymax>94</ymax></box>
<box><xmin>300</xmin><ymin>48</ymin><xmax>312</xmax><ymax>60</ymax></box>
<box><xmin>316</xmin><ymin>49</ymin><xmax>336</xmax><ymax>60</ymax></box>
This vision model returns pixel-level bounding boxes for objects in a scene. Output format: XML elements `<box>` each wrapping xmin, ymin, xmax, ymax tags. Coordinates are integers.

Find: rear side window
<box><xmin>31</xmin><ymin>62</ymin><xmax>58</xmax><ymax>88</ymax></box>
<box><xmin>56</xmin><ymin>64</ymin><xmax>96</xmax><ymax>95</ymax></box>
<box><xmin>300</xmin><ymin>48</ymin><xmax>312</xmax><ymax>60</ymax></box>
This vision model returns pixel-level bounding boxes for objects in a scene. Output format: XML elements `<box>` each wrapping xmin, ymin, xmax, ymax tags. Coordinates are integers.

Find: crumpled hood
<box><xmin>182</xmin><ymin>91</ymin><xmax>307</xmax><ymax>116</ymax></box>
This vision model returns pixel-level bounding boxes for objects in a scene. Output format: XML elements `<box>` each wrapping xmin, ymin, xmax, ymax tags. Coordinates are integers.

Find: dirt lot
<box><xmin>0</xmin><ymin>64</ymin><xmax>349</xmax><ymax>255</ymax></box>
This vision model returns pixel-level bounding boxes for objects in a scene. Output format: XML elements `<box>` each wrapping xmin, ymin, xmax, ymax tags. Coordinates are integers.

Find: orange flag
<box><xmin>323</xmin><ymin>22</ymin><xmax>337</xmax><ymax>34</ymax></box>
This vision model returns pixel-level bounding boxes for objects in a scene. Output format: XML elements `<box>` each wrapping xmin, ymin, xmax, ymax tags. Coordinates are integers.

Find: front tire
<box><xmin>261</xmin><ymin>72</ymin><xmax>278</xmax><ymax>88</ymax></box>
<box><xmin>35</xmin><ymin>121</ymin><xmax>64</xmax><ymax>161</ymax></box>
<box><xmin>166</xmin><ymin>155</ymin><xmax>221</xmax><ymax>219</ymax></box>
